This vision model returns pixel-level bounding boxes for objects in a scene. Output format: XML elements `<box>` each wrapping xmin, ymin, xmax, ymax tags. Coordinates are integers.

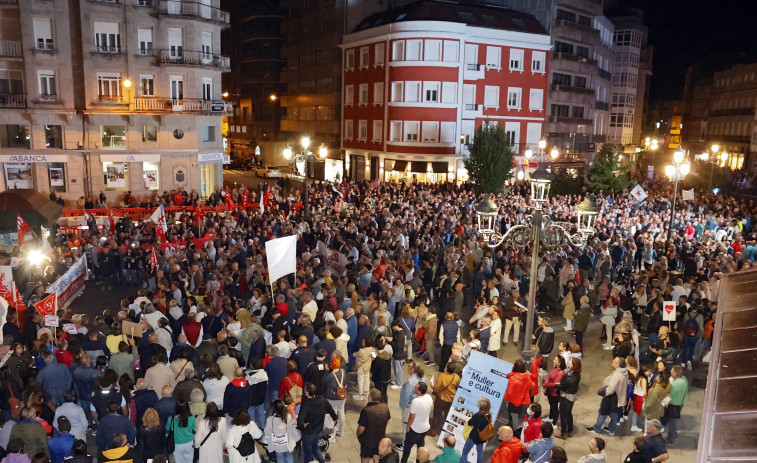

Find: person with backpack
<box><xmin>225</xmin><ymin>410</ymin><xmax>263</xmax><ymax>463</ymax></box>
<box><xmin>297</xmin><ymin>383</ymin><xmax>337</xmax><ymax>463</ymax></box>
<box><xmin>680</xmin><ymin>307</ymin><xmax>704</xmax><ymax>370</ymax></box>
<box><xmin>278</xmin><ymin>361</ymin><xmax>303</xmax><ymax>414</ymax></box>
<box><xmin>460</xmin><ymin>397</ymin><xmax>495</xmax><ymax>463</ymax></box>
<box><xmin>323</xmin><ymin>357</ymin><xmax>347</xmax><ymax>438</ymax></box>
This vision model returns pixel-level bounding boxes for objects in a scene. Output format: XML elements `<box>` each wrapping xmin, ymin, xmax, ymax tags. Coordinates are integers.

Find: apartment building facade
<box><xmin>0</xmin><ymin>0</ymin><xmax>230</xmax><ymax>204</ymax></box>
<box><xmin>340</xmin><ymin>1</ymin><xmax>550</xmax><ymax>183</ymax></box>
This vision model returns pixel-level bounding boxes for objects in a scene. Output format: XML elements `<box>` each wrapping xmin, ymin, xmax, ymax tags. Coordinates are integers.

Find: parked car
<box><xmin>225</xmin><ymin>159</ymin><xmax>253</xmax><ymax>170</ymax></box>
<box><xmin>255</xmin><ymin>165</ymin><xmax>282</xmax><ymax>178</ymax></box>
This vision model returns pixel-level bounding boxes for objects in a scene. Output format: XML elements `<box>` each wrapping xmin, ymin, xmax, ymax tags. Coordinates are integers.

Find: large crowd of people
<box><xmin>0</xmin><ymin>171</ymin><xmax>754</xmax><ymax>463</ymax></box>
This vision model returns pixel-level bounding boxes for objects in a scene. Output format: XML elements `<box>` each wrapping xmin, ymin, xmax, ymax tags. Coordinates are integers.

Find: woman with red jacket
<box><xmin>542</xmin><ymin>355</ymin><xmax>566</xmax><ymax>424</ymax></box>
<box><xmin>505</xmin><ymin>360</ymin><xmax>534</xmax><ymax>430</ymax></box>
<box><xmin>278</xmin><ymin>360</ymin><xmax>304</xmax><ymax>412</ymax></box>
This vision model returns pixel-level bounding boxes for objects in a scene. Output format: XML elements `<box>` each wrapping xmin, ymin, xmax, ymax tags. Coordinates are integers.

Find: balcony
<box><xmin>548</xmin><ymin>115</ymin><xmax>593</xmax><ymax>125</ymax></box>
<box><xmin>34</xmin><ymin>42</ymin><xmax>55</xmax><ymax>53</ymax></box>
<box><xmin>0</xmin><ymin>94</ymin><xmax>26</xmax><ymax>108</ymax></box>
<box><xmin>157</xmin><ymin>1</ymin><xmax>230</xmax><ymax>26</ymax></box>
<box><xmin>95</xmin><ymin>95</ymin><xmax>128</xmax><ymax>106</ymax></box>
<box><xmin>551</xmin><ymin>84</ymin><xmax>595</xmax><ymax>95</ymax></box>
<box><xmin>553</xmin><ymin>20</ymin><xmax>600</xmax><ymax>44</ymax></box>
<box><xmin>551</xmin><ymin>51</ymin><xmax>597</xmax><ymax>65</ymax></box>
<box><xmin>598</xmin><ymin>69</ymin><xmax>612</xmax><ymax>80</ymax></box>
<box><xmin>134</xmin><ymin>97</ymin><xmax>232</xmax><ymax>114</ymax></box>
<box><xmin>95</xmin><ymin>45</ymin><xmax>122</xmax><ymax>54</ymax></box>
<box><xmin>595</xmin><ymin>101</ymin><xmax>609</xmax><ymax>111</ymax></box>
<box><xmin>0</xmin><ymin>40</ymin><xmax>22</xmax><ymax>57</ymax></box>
<box><xmin>37</xmin><ymin>94</ymin><xmax>58</xmax><ymax>103</ymax></box>
<box><xmin>160</xmin><ymin>49</ymin><xmax>230</xmax><ymax>71</ymax></box>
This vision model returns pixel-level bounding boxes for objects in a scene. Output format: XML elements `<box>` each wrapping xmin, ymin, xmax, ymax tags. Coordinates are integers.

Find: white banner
<box><xmin>265</xmin><ymin>235</ymin><xmax>298</xmax><ymax>283</ymax></box>
<box><xmin>682</xmin><ymin>189</ymin><xmax>695</xmax><ymax>201</ymax></box>
<box><xmin>662</xmin><ymin>300</ymin><xmax>676</xmax><ymax>322</ymax></box>
<box><xmin>47</xmin><ymin>255</ymin><xmax>88</xmax><ymax>310</ymax></box>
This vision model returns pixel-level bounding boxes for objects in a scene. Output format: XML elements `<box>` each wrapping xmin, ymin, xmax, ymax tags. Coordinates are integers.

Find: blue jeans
<box><xmin>461</xmin><ymin>437</ymin><xmax>484</xmax><ymax>463</ymax></box>
<box><xmin>666</xmin><ymin>417</ymin><xmax>679</xmax><ymax>443</ymax></box>
<box><xmin>392</xmin><ymin>359</ymin><xmax>404</xmax><ymax>386</ymax></box>
<box><xmin>302</xmin><ymin>433</ymin><xmax>323</xmax><ymax>463</ymax></box>
<box><xmin>592</xmin><ymin>410</ymin><xmax>619</xmax><ymax>434</ymax></box>
<box><xmin>275</xmin><ymin>451</ymin><xmax>294</xmax><ymax>463</ymax></box>
<box><xmin>681</xmin><ymin>336</ymin><xmax>697</xmax><ymax>363</ymax></box>
<box><xmin>248</xmin><ymin>403</ymin><xmax>265</xmax><ymax>431</ymax></box>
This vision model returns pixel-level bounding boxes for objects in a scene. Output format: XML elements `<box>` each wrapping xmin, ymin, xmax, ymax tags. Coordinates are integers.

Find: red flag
<box><xmin>12</xmin><ymin>283</ymin><xmax>26</xmax><ymax>312</ymax></box>
<box><xmin>0</xmin><ymin>267</ymin><xmax>12</xmax><ymax>303</ymax></box>
<box><xmin>17</xmin><ymin>214</ymin><xmax>32</xmax><ymax>246</ymax></box>
<box><xmin>224</xmin><ymin>188</ymin><xmax>234</xmax><ymax>209</ymax></box>
<box><xmin>195</xmin><ymin>208</ymin><xmax>205</xmax><ymax>225</ymax></box>
<box><xmin>263</xmin><ymin>184</ymin><xmax>270</xmax><ymax>210</ymax></box>
<box><xmin>109</xmin><ymin>210</ymin><xmax>116</xmax><ymax>233</ymax></box>
<box><xmin>241</xmin><ymin>187</ymin><xmax>248</xmax><ymax>209</ymax></box>
<box><xmin>150</xmin><ymin>248</ymin><xmax>158</xmax><ymax>272</ymax></box>
<box><xmin>35</xmin><ymin>292</ymin><xmax>57</xmax><ymax>316</ymax></box>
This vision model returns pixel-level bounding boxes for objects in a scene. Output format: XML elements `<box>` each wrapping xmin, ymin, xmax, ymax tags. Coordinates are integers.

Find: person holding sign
<box><xmin>460</xmin><ymin>397</ymin><xmax>494</xmax><ymax>463</ymax></box>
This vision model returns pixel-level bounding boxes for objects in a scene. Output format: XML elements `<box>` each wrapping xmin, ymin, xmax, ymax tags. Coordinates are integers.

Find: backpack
<box><xmin>285</xmin><ymin>376</ymin><xmax>302</xmax><ymax>404</ymax></box>
<box><xmin>334</xmin><ymin>370</ymin><xmax>347</xmax><ymax>401</ymax></box>
<box><xmin>236</xmin><ymin>431</ymin><xmax>257</xmax><ymax>457</ymax></box>
<box><xmin>684</xmin><ymin>315</ymin><xmax>699</xmax><ymax>337</ymax></box>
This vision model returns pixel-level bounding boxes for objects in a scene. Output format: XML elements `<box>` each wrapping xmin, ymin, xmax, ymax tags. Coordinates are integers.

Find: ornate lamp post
<box><xmin>475</xmin><ymin>165</ymin><xmax>599</xmax><ymax>362</ymax></box>
<box><xmin>283</xmin><ymin>136</ymin><xmax>328</xmax><ymax>219</ymax></box>
<box><xmin>664</xmin><ymin>151</ymin><xmax>690</xmax><ymax>242</ymax></box>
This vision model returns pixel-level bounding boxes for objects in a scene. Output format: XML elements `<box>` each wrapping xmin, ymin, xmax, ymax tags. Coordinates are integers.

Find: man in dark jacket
<box><xmin>223</xmin><ymin>367</ymin><xmax>251</xmax><ymax>419</ymax></box>
<box><xmin>138</xmin><ymin>333</ymin><xmax>166</xmax><ymax>372</ymax></box>
<box><xmin>377</xmin><ymin>437</ymin><xmax>400</xmax><ymax>463</ymax></box>
<box><xmin>265</xmin><ymin>346</ymin><xmax>288</xmax><ymax>404</ymax></box>
<box><xmin>304</xmin><ymin>349</ymin><xmax>330</xmax><ymax>396</ymax></box>
<box><xmin>291</xmin><ymin>335</ymin><xmax>316</xmax><ymax>376</ymax></box>
<box><xmin>9</xmin><ymin>407</ymin><xmax>49</xmax><ymax>459</ymax></box>
<box><xmin>389</xmin><ymin>321</ymin><xmax>408</xmax><ymax>388</ymax></box>
<box><xmin>247</xmin><ymin>327</ymin><xmax>268</xmax><ymax>364</ymax></box>
<box><xmin>132</xmin><ymin>378</ymin><xmax>158</xmax><ymax>424</ymax></box>
<box><xmin>173</xmin><ymin>369</ymin><xmax>205</xmax><ymax>403</ymax></box>
<box><xmin>155</xmin><ymin>385</ymin><xmax>176</xmax><ymax>427</ymax></box>
<box><xmin>96</xmin><ymin>402</ymin><xmax>136</xmax><ymax>453</ymax></box>
<box><xmin>297</xmin><ymin>383</ymin><xmax>337</xmax><ymax>463</ymax></box>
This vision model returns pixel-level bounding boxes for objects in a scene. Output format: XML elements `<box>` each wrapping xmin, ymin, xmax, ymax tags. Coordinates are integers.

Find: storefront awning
<box><xmin>432</xmin><ymin>162</ymin><xmax>449</xmax><ymax>173</ymax></box>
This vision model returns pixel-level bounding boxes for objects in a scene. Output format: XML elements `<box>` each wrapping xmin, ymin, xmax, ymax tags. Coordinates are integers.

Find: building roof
<box><xmin>353</xmin><ymin>0</ymin><xmax>547</xmax><ymax>35</ymax></box>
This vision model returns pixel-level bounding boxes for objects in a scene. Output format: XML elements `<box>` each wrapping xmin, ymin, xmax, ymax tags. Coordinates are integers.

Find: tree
<box><xmin>463</xmin><ymin>122</ymin><xmax>514</xmax><ymax>194</ymax></box>
<box><xmin>586</xmin><ymin>144</ymin><xmax>632</xmax><ymax>195</ymax></box>
<box><xmin>550</xmin><ymin>168</ymin><xmax>584</xmax><ymax>196</ymax></box>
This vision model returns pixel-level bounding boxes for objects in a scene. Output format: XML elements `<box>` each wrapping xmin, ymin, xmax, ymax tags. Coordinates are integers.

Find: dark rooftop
<box><xmin>353</xmin><ymin>0</ymin><xmax>547</xmax><ymax>35</ymax></box>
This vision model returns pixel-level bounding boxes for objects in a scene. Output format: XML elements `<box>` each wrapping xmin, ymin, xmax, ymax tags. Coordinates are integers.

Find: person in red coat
<box><xmin>522</xmin><ymin>403</ymin><xmax>543</xmax><ymax>444</ymax></box>
<box><xmin>278</xmin><ymin>360</ymin><xmax>304</xmax><ymax>409</ymax></box>
<box><xmin>491</xmin><ymin>426</ymin><xmax>523</xmax><ymax>463</ymax></box>
<box><xmin>542</xmin><ymin>355</ymin><xmax>566</xmax><ymax>424</ymax></box>
<box><xmin>505</xmin><ymin>360</ymin><xmax>534</xmax><ymax>430</ymax></box>
<box><xmin>55</xmin><ymin>338</ymin><xmax>74</xmax><ymax>367</ymax></box>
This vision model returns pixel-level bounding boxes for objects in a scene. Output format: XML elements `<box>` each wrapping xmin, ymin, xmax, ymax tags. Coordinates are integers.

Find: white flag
<box><xmin>41</xmin><ymin>238</ymin><xmax>54</xmax><ymax>256</ymax></box>
<box><xmin>265</xmin><ymin>235</ymin><xmax>298</xmax><ymax>284</ymax></box>
<box><xmin>682</xmin><ymin>189</ymin><xmax>695</xmax><ymax>201</ymax></box>
<box><xmin>150</xmin><ymin>205</ymin><xmax>168</xmax><ymax>234</ymax></box>
<box><xmin>630</xmin><ymin>184</ymin><xmax>647</xmax><ymax>203</ymax></box>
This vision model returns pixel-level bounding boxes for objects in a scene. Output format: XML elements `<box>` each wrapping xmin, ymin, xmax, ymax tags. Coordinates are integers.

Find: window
<box><xmin>373</xmin><ymin>82</ymin><xmax>384</xmax><ymax>104</ymax></box>
<box><xmin>531</xmin><ymin>51</ymin><xmax>545</xmax><ymax>74</ymax></box>
<box><xmin>44</xmin><ymin>125</ymin><xmax>62</xmax><ymax>148</ymax></box>
<box><xmin>463</xmin><ymin>84</ymin><xmax>475</xmax><ymax>108</ymax></box>
<box><xmin>101</xmin><ymin>125</ymin><xmax>126</xmax><ymax>148</ymax></box>
<box><xmin>345</xmin><ymin>49</ymin><xmax>354</xmax><ymax>70</ymax></box>
<box><xmin>576</xmin><ymin>46</ymin><xmax>589</xmax><ymax>59</ymax></box>
<box><xmin>553</xmin><ymin>73</ymin><xmax>571</xmax><ymax>86</ymax></box>
<box><xmin>202</xmin><ymin>77</ymin><xmax>213</xmax><ymax>100</ymax></box>
<box><xmin>443</xmin><ymin>40</ymin><xmax>459</xmax><ymax>62</ymax></box>
<box><xmin>526</xmin><ymin>123</ymin><xmax>542</xmax><ymax>145</ymax></box>
<box><xmin>375</xmin><ymin>43</ymin><xmax>385</xmax><ymax>65</ymax></box>
<box><xmin>358</xmin><ymin>84</ymin><xmax>369</xmax><ymax>105</ymax></box>
<box><xmin>423</xmin><ymin>82</ymin><xmax>440</xmax><ymax>103</ymax></box>
<box><xmin>358</xmin><ymin>120</ymin><xmax>368</xmax><ymax>140</ymax></box>
<box><xmin>169</xmin><ymin>76</ymin><xmax>183</xmax><ymax>99</ymax></box>
<box><xmin>137</xmin><ymin>28</ymin><xmax>153</xmax><ymax>55</ymax></box>
<box><xmin>201</xmin><ymin>32</ymin><xmax>213</xmax><ymax>63</ymax></box>
<box><xmin>441</xmin><ymin>82</ymin><xmax>456</xmax><ymax>104</ymax></box>
<box><xmin>574</xmin><ymin>76</ymin><xmax>587</xmax><ymax>88</ymax></box>
<box><xmin>372</xmin><ymin>120</ymin><xmax>382</xmax><ymax>141</ymax></box>
<box><xmin>571</xmin><ymin>106</ymin><xmax>585</xmax><ymax>118</ymax></box>
<box><xmin>359</xmin><ymin>47</ymin><xmax>369</xmax><ymax>68</ymax></box>
<box><xmin>555</xmin><ymin>9</ymin><xmax>576</xmax><ymax>22</ymax></box>
<box><xmin>507</xmin><ymin>87</ymin><xmax>522</xmax><ymax>109</ymax></box>
<box><xmin>440</xmin><ymin>122</ymin><xmax>456</xmax><ymax>143</ymax></box>
<box><xmin>0</xmin><ymin>70</ymin><xmax>24</xmax><ymax>95</ymax></box>
<box><xmin>551</xmin><ymin>104</ymin><xmax>569</xmax><ymax>117</ymax></box>
<box><xmin>404</xmin><ymin>121</ymin><xmax>419</xmax><ymax>141</ymax></box>
<box><xmin>509</xmin><ymin>49</ymin><xmax>524</xmax><ymax>71</ymax></box>
<box><xmin>406</xmin><ymin>40</ymin><xmax>422</xmax><ymax>61</ymax></box>
<box><xmin>610</xmin><ymin>113</ymin><xmax>624</xmax><ymax>127</ymax></box>
<box><xmin>554</xmin><ymin>41</ymin><xmax>573</xmax><ymax>54</ymax></box>
<box><xmin>345</xmin><ymin>85</ymin><xmax>354</xmax><ymax>105</ymax></box>
<box><xmin>578</xmin><ymin>15</ymin><xmax>591</xmax><ymax>27</ymax></box>
<box><xmin>529</xmin><ymin>89</ymin><xmax>543</xmax><ymax>111</ymax></box>
<box><xmin>486</xmin><ymin>46</ymin><xmax>501</xmax><ymax>69</ymax></box>
<box><xmin>33</xmin><ymin>19</ymin><xmax>54</xmax><ymax>50</ymax></box>
<box><xmin>484</xmin><ymin>85</ymin><xmax>499</xmax><ymax>109</ymax></box>
<box><xmin>94</xmin><ymin>22</ymin><xmax>120</xmax><ymax>53</ymax></box>
<box><xmin>168</xmin><ymin>28</ymin><xmax>183</xmax><ymax>59</ymax></box>
<box><xmin>142</xmin><ymin>125</ymin><xmax>157</xmax><ymax>142</ymax></box>
<box><xmin>140</xmin><ymin>75</ymin><xmax>154</xmax><ymax>96</ymax></box>
<box><xmin>391</xmin><ymin>82</ymin><xmax>402</xmax><ymax>102</ymax></box>
<box><xmin>390</xmin><ymin>121</ymin><xmax>401</xmax><ymax>141</ymax></box>
<box><xmin>202</xmin><ymin>125</ymin><xmax>216</xmax><ymax>142</ymax></box>
<box><xmin>392</xmin><ymin>41</ymin><xmax>404</xmax><ymax>61</ymax></box>
<box><xmin>344</xmin><ymin>120</ymin><xmax>353</xmax><ymax>139</ymax></box>
<box><xmin>97</xmin><ymin>73</ymin><xmax>121</xmax><ymax>101</ymax></box>
<box><xmin>464</xmin><ymin>44</ymin><xmax>478</xmax><ymax>67</ymax></box>
<box><xmin>405</xmin><ymin>81</ymin><xmax>420</xmax><ymax>103</ymax></box>
<box><xmin>0</xmin><ymin>125</ymin><xmax>30</xmax><ymax>148</ymax></box>
<box><xmin>38</xmin><ymin>71</ymin><xmax>56</xmax><ymax>100</ymax></box>
<box><xmin>421</xmin><ymin>121</ymin><xmax>438</xmax><ymax>142</ymax></box>
<box><xmin>504</xmin><ymin>122</ymin><xmax>519</xmax><ymax>146</ymax></box>
<box><xmin>424</xmin><ymin>40</ymin><xmax>441</xmax><ymax>61</ymax></box>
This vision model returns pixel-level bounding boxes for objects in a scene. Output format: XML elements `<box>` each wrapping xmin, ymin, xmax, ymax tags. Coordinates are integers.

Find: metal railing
<box><xmin>89</xmin><ymin>0</ymin><xmax>120</xmax><ymax>4</ymax></box>
<box><xmin>551</xmin><ymin>51</ymin><xmax>597</xmax><ymax>65</ymax></box>
<box><xmin>95</xmin><ymin>45</ymin><xmax>122</xmax><ymax>54</ymax></box>
<box><xmin>137</xmin><ymin>47</ymin><xmax>154</xmax><ymax>56</ymax></box>
<box><xmin>464</xmin><ymin>104</ymin><xmax>479</xmax><ymax>110</ymax></box>
<box><xmin>134</xmin><ymin>97</ymin><xmax>230</xmax><ymax>113</ymax></box>
<box><xmin>157</xmin><ymin>1</ymin><xmax>230</xmax><ymax>24</ymax></box>
<box><xmin>159</xmin><ymin>49</ymin><xmax>230</xmax><ymax>70</ymax></box>
<box><xmin>38</xmin><ymin>94</ymin><xmax>58</xmax><ymax>103</ymax></box>
<box><xmin>35</xmin><ymin>42</ymin><xmax>55</xmax><ymax>51</ymax></box>
<box><xmin>0</xmin><ymin>94</ymin><xmax>26</xmax><ymax>108</ymax></box>
<box><xmin>98</xmin><ymin>95</ymin><xmax>126</xmax><ymax>103</ymax></box>
<box><xmin>551</xmin><ymin>84</ymin><xmax>595</xmax><ymax>95</ymax></box>
<box><xmin>466</xmin><ymin>63</ymin><xmax>481</xmax><ymax>71</ymax></box>
<box><xmin>0</xmin><ymin>40</ymin><xmax>22</xmax><ymax>57</ymax></box>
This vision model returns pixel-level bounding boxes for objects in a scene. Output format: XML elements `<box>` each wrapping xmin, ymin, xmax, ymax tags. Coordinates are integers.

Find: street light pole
<box><xmin>668</xmin><ymin>173</ymin><xmax>679</xmax><ymax>243</ymax></box>
<box><xmin>283</xmin><ymin>136</ymin><xmax>327</xmax><ymax>221</ymax></box>
<box><xmin>522</xmin><ymin>205</ymin><xmax>542</xmax><ymax>362</ymax></box>
<box><xmin>665</xmin><ymin>151</ymin><xmax>690</xmax><ymax>242</ymax></box>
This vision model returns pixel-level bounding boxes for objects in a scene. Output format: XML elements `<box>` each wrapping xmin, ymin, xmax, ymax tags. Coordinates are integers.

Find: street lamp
<box><xmin>550</xmin><ymin>148</ymin><xmax>559</xmax><ymax>160</ymax></box>
<box><xmin>474</xmin><ymin>165</ymin><xmax>599</xmax><ymax>362</ymax></box>
<box><xmin>283</xmin><ymin>135</ymin><xmax>327</xmax><ymax>219</ymax></box>
<box><xmin>706</xmin><ymin>144</ymin><xmax>720</xmax><ymax>188</ymax></box>
<box><xmin>665</xmin><ymin>151</ymin><xmax>690</xmax><ymax>242</ymax></box>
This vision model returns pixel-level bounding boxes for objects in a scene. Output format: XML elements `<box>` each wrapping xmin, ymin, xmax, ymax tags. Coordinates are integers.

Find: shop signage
<box><xmin>198</xmin><ymin>152</ymin><xmax>224</xmax><ymax>162</ymax></box>
<box><xmin>255</xmin><ymin>145</ymin><xmax>261</xmax><ymax>156</ymax></box>
<box><xmin>100</xmin><ymin>154</ymin><xmax>161</xmax><ymax>163</ymax></box>
<box><xmin>223</xmin><ymin>155</ymin><xmax>230</xmax><ymax>164</ymax></box>
<box><xmin>0</xmin><ymin>154</ymin><xmax>69</xmax><ymax>163</ymax></box>
<box><xmin>210</xmin><ymin>100</ymin><xmax>226</xmax><ymax>112</ymax></box>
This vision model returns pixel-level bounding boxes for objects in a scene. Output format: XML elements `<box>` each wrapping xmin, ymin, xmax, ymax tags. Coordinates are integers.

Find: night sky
<box><xmin>621</xmin><ymin>0</ymin><xmax>757</xmax><ymax>101</ymax></box>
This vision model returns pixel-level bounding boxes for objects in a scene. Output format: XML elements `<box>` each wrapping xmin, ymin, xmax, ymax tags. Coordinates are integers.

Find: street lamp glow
<box><xmin>318</xmin><ymin>144</ymin><xmax>328</xmax><ymax>160</ymax></box>
<box><xmin>665</xmin><ymin>165</ymin><xmax>676</xmax><ymax>177</ymax></box>
<box><xmin>222</xmin><ymin>92</ymin><xmax>229</xmax><ymax>98</ymax></box>
<box><xmin>720</xmin><ymin>151</ymin><xmax>729</xmax><ymax>162</ymax></box>
<box><xmin>301</xmin><ymin>136</ymin><xmax>310</xmax><ymax>149</ymax></box>
<box><xmin>538</xmin><ymin>139</ymin><xmax>547</xmax><ymax>150</ymax></box>
<box><xmin>550</xmin><ymin>148</ymin><xmax>559</xmax><ymax>160</ymax></box>
<box><xmin>650</xmin><ymin>142</ymin><xmax>659</xmax><ymax>150</ymax></box>
<box><xmin>524</xmin><ymin>149</ymin><xmax>533</xmax><ymax>158</ymax></box>
<box><xmin>123</xmin><ymin>79</ymin><xmax>132</xmax><ymax>88</ymax></box>
<box><xmin>283</xmin><ymin>145</ymin><xmax>293</xmax><ymax>160</ymax></box>
<box><xmin>680</xmin><ymin>162</ymin><xmax>691</xmax><ymax>176</ymax></box>
<box><xmin>270</xmin><ymin>94</ymin><xmax>277</xmax><ymax>101</ymax></box>
<box><xmin>700</xmin><ymin>152</ymin><xmax>710</xmax><ymax>161</ymax></box>
<box><xmin>516</xmin><ymin>170</ymin><xmax>525</xmax><ymax>180</ymax></box>
<box><xmin>27</xmin><ymin>249</ymin><xmax>46</xmax><ymax>266</ymax></box>
<box><xmin>673</xmin><ymin>151</ymin><xmax>685</xmax><ymax>163</ymax></box>
<box><xmin>711</xmin><ymin>144</ymin><xmax>720</xmax><ymax>153</ymax></box>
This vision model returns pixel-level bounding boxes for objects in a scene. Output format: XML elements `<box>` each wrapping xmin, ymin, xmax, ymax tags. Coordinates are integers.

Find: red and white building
<box><xmin>340</xmin><ymin>1</ymin><xmax>551</xmax><ymax>183</ymax></box>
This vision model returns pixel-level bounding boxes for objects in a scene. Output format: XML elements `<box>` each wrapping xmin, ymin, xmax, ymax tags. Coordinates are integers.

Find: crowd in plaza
<box><xmin>0</xmin><ymin>170</ymin><xmax>755</xmax><ymax>463</ymax></box>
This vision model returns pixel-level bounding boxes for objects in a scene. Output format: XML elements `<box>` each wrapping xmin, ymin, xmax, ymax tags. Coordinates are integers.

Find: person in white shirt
<box><xmin>400</xmin><ymin>382</ymin><xmax>433</xmax><ymax>463</ymax></box>
<box><xmin>274</xmin><ymin>330</ymin><xmax>290</xmax><ymax>358</ymax></box>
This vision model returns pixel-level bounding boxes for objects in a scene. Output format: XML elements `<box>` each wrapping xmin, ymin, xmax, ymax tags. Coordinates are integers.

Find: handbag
<box><xmin>174</xmin><ymin>359</ymin><xmax>190</xmax><ymax>380</ymax></box>
<box><xmin>597</xmin><ymin>385</ymin><xmax>608</xmax><ymax>396</ymax></box>
<box><xmin>194</xmin><ymin>425</ymin><xmax>216</xmax><ymax>460</ymax></box>
<box><xmin>478</xmin><ymin>415</ymin><xmax>495</xmax><ymax>442</ymax></box>
<box><xmin>7</xmin><ymin>384</ymin><xmax>21</xmax><ymax>419</ymax></box>
<box><xmin>165</xmin><ymin>417</ymin><xmax>176</xmax><ymax>454</ymax></box>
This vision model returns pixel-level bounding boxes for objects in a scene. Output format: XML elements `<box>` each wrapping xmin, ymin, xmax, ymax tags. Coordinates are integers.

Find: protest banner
<box><xmin>663</xmin><ymin>300</ymin><xmax>676</xmax><ymax>322</ymax></box>
<box><xmin>47</xmin><ymin>255</ymin><xmax>88</xmax><ymax>310</ymax></box>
